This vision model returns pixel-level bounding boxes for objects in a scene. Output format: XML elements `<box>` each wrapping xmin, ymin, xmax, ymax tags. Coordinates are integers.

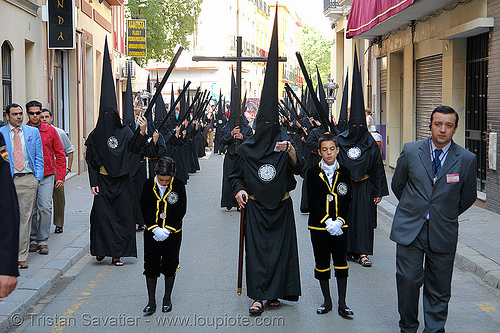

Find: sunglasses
<box><xmin>28</xmin><ymin>111</ymin><xmax>42</xmax><ymax>115</ymax></box>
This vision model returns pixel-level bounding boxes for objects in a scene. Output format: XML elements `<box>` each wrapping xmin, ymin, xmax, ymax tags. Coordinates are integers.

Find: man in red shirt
<box><xmin>26</xmin><ymin>100</ymin><xmax>66</xmax><ymax>255</ymax></box>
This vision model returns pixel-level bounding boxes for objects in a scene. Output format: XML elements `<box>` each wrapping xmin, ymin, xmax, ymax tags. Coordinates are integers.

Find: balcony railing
<box><xmin>324</xmin><ymin>0</ymin><xmax>340</xmax><ymax>12</ymax></box>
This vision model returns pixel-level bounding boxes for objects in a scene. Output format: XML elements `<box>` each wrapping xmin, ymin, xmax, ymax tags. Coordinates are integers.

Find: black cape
<box><xmin>0</xmin><ymin>134</ymin><xmax>20</xmax><ymax>277</ymax></box>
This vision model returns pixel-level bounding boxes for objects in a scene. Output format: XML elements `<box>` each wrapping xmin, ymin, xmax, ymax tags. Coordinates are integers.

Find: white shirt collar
<box><xmin>321</xmin><ymin>159</ymin><xmax>337</xmax><ymax>174</ymax></box>
<box><xmin>429</xmin><ymin>137</ymin><xmax>452</xmax><ymax>155</ymax></box>
<box><xmin>155</xmin><ymin>176</ymin><xmax>168</xmax><ymax>197</ymax></box>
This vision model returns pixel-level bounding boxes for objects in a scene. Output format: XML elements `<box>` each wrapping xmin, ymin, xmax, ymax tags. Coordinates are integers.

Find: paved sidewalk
<box><xmin>379</xmin><ymin>167</ymin><xmax>500</xmax><ymax>291</ymax></box>
<box><xmin>2</xmin><ymin>163</ymin><xmax>500</xmax><ymax>330</ymax></box>
<box><xmin>0</xmin><ymin>172</ymin><xmax>94</xmax><ymax>331</ymax></box>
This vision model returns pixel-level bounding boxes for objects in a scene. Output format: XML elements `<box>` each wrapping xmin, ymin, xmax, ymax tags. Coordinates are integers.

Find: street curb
<box><xmin>0</xmin><ymin>228</ymin><xmax>90</xmax><ymax>331</ymax></box>
<box><xmin>378</xmin><ymin>202</ymin><xmax>500</xmax><ymax>291</ymax></box>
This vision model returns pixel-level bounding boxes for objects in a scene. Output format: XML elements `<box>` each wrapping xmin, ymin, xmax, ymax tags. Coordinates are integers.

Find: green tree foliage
<box><xmin>126</xmin><ymin>0</ymin><xmax>202</xmax><ymax>65</ymax></box>
<box><xmin>300</xmin><ymin>25</ymin><xmax>331</xmax><ymax>87</ymax></box>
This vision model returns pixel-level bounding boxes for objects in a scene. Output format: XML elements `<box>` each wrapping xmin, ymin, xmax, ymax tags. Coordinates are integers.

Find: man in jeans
<box><xmin>41</xmin><ymin>108</ymin><xmax>74</xmax><ymax>233</ymax></box>
<box><xmin>26</xmin><ymin>100</ymin><xmax>66</xmax><ymax>255</ymax></box>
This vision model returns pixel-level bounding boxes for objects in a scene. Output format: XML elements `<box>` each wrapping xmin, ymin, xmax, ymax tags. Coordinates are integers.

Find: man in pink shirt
<box><xmin>26</xmin><ymin>100</ymin><xmax>66</xmax><ymax>255</ymax></box>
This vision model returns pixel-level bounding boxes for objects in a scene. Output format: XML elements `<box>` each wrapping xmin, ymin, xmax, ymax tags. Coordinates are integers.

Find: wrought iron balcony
<box><xmin>323</xmin><ymin>0</ymin><xmax>348</xmax><ymax>23</ymax></box>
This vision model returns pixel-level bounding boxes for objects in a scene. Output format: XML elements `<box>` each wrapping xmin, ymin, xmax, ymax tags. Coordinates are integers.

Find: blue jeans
<box><xmin>30</xmin><ymin>174</ymin><xmax>55</xmax><ymax>246</ymax></box>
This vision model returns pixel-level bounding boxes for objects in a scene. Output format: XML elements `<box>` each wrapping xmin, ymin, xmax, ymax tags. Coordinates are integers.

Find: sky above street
<box><xmin>281</xmin><ymin>0</ymin><xmax>332</xmax><ymax>36</ymax></box>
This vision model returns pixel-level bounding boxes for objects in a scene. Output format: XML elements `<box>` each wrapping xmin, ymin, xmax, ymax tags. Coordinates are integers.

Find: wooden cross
<box><xmin>192</xmin><ymin>36</ymin><xmax>286</xmax><ymax>127</ymax></box>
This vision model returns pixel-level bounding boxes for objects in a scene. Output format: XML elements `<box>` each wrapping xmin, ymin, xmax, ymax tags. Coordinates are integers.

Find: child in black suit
<box><xmin>140</xmin><ymin>157</ymin><xmax>187</xmax><ymax>314</ymax></box>
<box><xmin>307</xmin><ymin>134</ymin><xmax>353</xmax><ymax>316</ymax></box>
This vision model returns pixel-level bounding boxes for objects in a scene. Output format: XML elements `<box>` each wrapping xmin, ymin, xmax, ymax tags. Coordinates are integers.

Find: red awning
<box><xmin>346</xmin><ymin>0</ymin><xmax>414</xmax><ymax>38</ymax></box>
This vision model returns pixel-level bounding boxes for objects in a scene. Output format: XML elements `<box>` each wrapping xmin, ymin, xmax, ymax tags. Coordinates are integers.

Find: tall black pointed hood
<box><xmin>344</xmin><ymin>46</ymin><xmax>367</xmax><ymax>140</ymax></box>
<box><xmin>307</xmin><ymin>87</ymin><xmax>319</xmax><ymax>121</ymax></box>
<box><xmin>336</xmin><ymin>71</ymin><xmax>349</xmax><ymax>133</ymax></box>
<box><xmin>240</xmin><ymin>91</ymin><xmax>249</xmax><ymax>126</ymax></box>
<box><xmin>123</xmin><ymin>70</ymin><xmax>135</xmax><ymax>131</ymax></box>
<box><xmin>154</xmin><ymin>76</ymin><xmax>167</xmax><ymax>131</ymax></box>
<box><xmin>248</xmin><ymin>7</ymin><xmax>280</xmax><ymax>151</ymax></box>
<box><xmin>228</xmin><ymin>70</ymin><xmax>238</xmax><ymax>129</ymax></box>
<box><xmin>337</xmin><ymin>45</ymin><xmax>378</xmax><ymax>179</ymax></box>
<box><xmin>85</xmin><ymin>37</ymin><xmax>133</xmax><ymax>177</ymax></box>
<box><xmin>316</xmin><ymin>67</ymin><xmax>329</xmax><ymax>121</ymax></box>
<box><xmin>216</xmin><ymin>91</ymin><xmax>227</xmax><ymax>127</ymax></box>
<box><xmin>235</xmin><ymin>7</ymin><xmax>290</xmax><ymax>210</ymax></box>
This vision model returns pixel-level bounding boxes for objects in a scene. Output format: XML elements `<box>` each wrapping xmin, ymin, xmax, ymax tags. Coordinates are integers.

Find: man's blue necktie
<box><xmin>434</xmin><ymin>149</ymin><xmax>443</xmax><ymax>177</ymax></box>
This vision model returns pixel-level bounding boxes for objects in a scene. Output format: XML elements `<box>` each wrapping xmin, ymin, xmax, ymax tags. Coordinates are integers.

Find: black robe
<box><xmin>220</xmin><ymin>122</ymin><xmax>253</xmax><ymax>208</ymax></box>
<box><xmin>214</xmin><ymin>116</ymin><xmax>226</xmax><ymax>154</ymax></box>
<box><xmin>0</xmin><ymin>134</ymin><xmax>20</xmax><ymax>277</ymax></box>
<box><xmin>337</xmin><ymin>143</ymin><xmax>388</xmax><ymax>255</ymax></box>
<box><xmin>229</xmin><ymin>132</ymin><xmax>305</xmax><ymax>301</ymax></box>
<box><xmin>165</xmin><ymin>130</ymin><xmax>188</xmax><ymax>185</ymax></box>
<box><xmin>300</xmin><ymin>127</ymin><xmax>324</xmax><ymax>213</ymax></box>
<box><xmin>86</xmin><ymin>134</ymin><xmax>147</xmax><ymax>258</ymax></box>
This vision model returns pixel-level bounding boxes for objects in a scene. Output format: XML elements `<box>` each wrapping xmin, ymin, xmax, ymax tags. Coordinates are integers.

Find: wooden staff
<box><xmin>237</xmin><ymin>206</ymin><xmax>245</xmax><ymax>296</ymax></box>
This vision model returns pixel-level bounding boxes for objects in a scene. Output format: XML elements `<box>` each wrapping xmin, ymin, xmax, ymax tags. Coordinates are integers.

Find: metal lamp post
<box><xmin>324</xmin><ymin>77</ymin><xmax>339</xmax><ymax>121</ymax></box>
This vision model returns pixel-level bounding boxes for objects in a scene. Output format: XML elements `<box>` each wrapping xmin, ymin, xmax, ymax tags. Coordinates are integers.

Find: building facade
<box><xmin>325</xmin><ymin>0</ymin><xmax>500</xmax><ymax>213</ymax></box>
<box><xmin>1</xmin><ymin>0</ymin><xmax>126</xmax><ymax>174</ymax></box>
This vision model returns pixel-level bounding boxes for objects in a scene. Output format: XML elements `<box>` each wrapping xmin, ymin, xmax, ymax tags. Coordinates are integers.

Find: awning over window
<box><xmin>346</xmin><ymin>0</ymin><xmax>414</xmax><ymax>38</ymax></box>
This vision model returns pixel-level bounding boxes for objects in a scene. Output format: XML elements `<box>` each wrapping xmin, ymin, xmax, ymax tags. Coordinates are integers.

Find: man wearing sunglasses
<box><xmin>26</xmin><ymin>100</ymin><xmax>66</xmax><ymax>256</ymax></box>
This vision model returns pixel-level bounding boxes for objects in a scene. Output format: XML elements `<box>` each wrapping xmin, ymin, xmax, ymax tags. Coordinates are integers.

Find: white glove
<box><xmin>152</xmin><ymin>227</ymin><xmax>169</xmax><ymax>241</ymax></box>
<box><xmin>325</xmin><ymin>218</ymin><xmax>343</xmax><ymax>236</ymax></box>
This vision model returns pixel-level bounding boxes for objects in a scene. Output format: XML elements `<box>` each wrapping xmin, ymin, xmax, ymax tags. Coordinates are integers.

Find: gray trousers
<box><xmin>30</xmin><ymin>174</ymin><xmax>55</xmax><ymax>246</ymax></box>
<box><xmin>396</xmin><ymin>222</ymin><xmax>455</xmax><ymax>333</ymax></box>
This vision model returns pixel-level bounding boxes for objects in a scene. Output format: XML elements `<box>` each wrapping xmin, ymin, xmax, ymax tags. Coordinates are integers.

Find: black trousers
<box><xmin>310</xmin><ymin>229</ymin><xmax>348</xmax><ymax>280</ymax></box>
<box><xmin>143</xmin><ymin>230</ymin><xmax>182</xmax><ymax>278</ymax></box>
<box><xmin>396</xmin><ymin>222</ymin><xmax>455</xmax><ymax>333</ymax></box>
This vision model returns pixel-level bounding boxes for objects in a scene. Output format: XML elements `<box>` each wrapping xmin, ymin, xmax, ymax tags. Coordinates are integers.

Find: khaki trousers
<box><xmin>208</xmin><ymin>130</ymin><xmax>214</xmax><ymax>149</ymax></box>
<box><xmin>53</xmin><ymin>185</ymin><xmax>65</xmax><ymax>227</ymax></box>
<box><xmin>14</xmin><ymin>174</ymin><xmax>38</xmax><ymax>261</ymax></box>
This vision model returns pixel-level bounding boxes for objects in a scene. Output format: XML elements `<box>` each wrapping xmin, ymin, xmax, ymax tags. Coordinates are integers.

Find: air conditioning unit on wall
<box><xmin>121</xmin><ymin>60</ymin><xmax>136</xmax><ymax>79</ymax></box>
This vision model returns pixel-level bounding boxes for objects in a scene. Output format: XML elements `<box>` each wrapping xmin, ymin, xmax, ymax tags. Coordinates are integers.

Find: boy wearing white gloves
<box><xmin>141</xmin><ymin>157</ymin><xmax>186</xmax><ymax>315</ymax></box>
<box><xmin>307</xmin><ymin>134</ymin><xmax>353</xmax><ymax>317</ymax></box>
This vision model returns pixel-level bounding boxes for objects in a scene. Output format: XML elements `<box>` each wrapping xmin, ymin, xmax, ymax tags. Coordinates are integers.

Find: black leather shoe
<box><xmin>162</xmin><ymin>304</ymin><xmax>172</xmax><ymax>313</ymax></box>
<box><xmin>338</xmin><ymin>307</ymin><xmax>354</xmax><ymax>317</ymax></box>
<box><xmin>143</xmin><ymin>305</ymin><xmax>156</xmax><ymax>315</ymax></box>
<box><xmin>317</xmin><ymin>303</ymin><xmax>332</xmax><ymax>314</ymax></box>
<box><xmin>54</xmin><ymin>227</ymin><xmax>63</xmax><ymax>234</ymax></box>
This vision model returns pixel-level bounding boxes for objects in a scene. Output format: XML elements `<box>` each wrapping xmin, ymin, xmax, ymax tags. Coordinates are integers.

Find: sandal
<box><xmin>112</xmin><ymin>258</ymin><xmax>124</xmax><ymax>266</ymax></box>
<box><xmin>267</xmin><ymin>299</ymin><xmax>280</xmax><ymax>307</ymax></box>
<box><xmin>359</xmin><ymin>255</ymin><xmax>372</xmax><ymax>267</ymax></box>
<box><xmin>249</xmin><ymin>300</ymin><xmax>264</xmax><ymax>315</ymax></box>
<box><xmin>96</xmin><ymin>256</ymin><xmax>105</xmax><ymax>262</ymax></box>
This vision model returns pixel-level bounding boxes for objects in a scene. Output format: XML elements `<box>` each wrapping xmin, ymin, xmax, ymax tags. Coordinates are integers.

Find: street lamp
<box><xmin>324</xmin><ymin>77</ymin><xmax>339</xmax><ymax>121</ymax></box>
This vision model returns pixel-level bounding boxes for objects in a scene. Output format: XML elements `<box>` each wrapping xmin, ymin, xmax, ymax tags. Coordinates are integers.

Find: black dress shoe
<box><xmin>317</xmin><ymin>303</ymin><xmax>332</xmax><ymax>314</ymax></box>
<box><xmin>143</xmin><ymin>305</ymin><xmax>156</xmax><ymax>315</ymax></box>
<box><xmin>162</xmin><ymin>304</ymin><xmax>172</xmax><ymax>313</ymax></box>
<box><xmin>54</xmin><ymin>227</ymin><xmax>63</xmax><ymax>234</ymax></box>
<box><xmin>338</xmin><ymin>307</ymin><xmax>354</xmax><ymax>317</ymax></box>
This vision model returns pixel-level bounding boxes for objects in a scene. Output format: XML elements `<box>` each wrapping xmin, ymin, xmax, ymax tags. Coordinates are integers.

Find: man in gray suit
<box><xmin>391</xmin><ymin>105</ymin><xmax>477</xmax><ymax>333</ymax></box>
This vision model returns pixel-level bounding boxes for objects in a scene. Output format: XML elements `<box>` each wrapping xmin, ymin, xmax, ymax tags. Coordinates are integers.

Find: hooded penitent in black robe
<box><xmin>337</xmin><ymin>49</ymin><xmax>388</xmax><ymax>256</ymax></box>
<box><xmin>229</xmin><ymin>10</ymin><xmax>305</xmax><ymax>301</ymax></box>
<box><xmin>85</xmin><ymin>39</ymin><xmax>144</xmax><ymax>258</ymax></box>
<box><xmin>220</xmin><ymin>72</ymin><xmax>253</xmax><ymax>208</ymax></box>
<box><xmin>214</xmin><ymin>98</ymin><xmax>227</xmax><ymax>154</ymax></box>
